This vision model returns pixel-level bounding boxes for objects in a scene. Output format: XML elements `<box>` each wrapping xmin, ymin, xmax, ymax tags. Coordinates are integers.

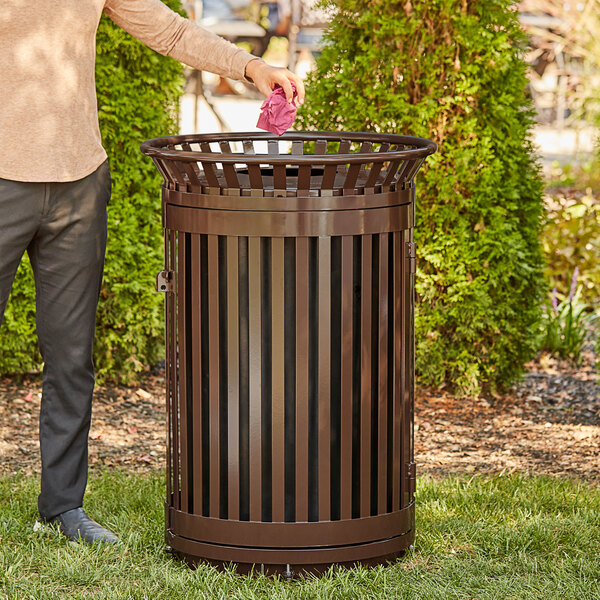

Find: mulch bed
<box><xmin>416</xmin><ymin>350</ymin><xmax>600</xmax><ymax>481</ymax></box>
<box><xmin>1</xmin><ymin>351</ymin><xmax>598</xmax><ymax>482</ymax></box>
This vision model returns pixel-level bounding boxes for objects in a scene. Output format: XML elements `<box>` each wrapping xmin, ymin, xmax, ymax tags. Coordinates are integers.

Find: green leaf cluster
<box><xmin>0</xmin><ymin>1</ymin><xmax>185</xmax><ymax>383</ymax></box>
<box><xmin>541</xmin><ymin>190</ymin><xmax>600</xmax><ymax>367</ymax></box>
<box><xmin>297</xmin><ymin>0</ymin><xmax>545</xmax><ymax>394</ymax></box>
<box><xmin>542</xmin><ymin>190</ymin><xmax>600</xmax><ymax>308</ymax></box>
<box><xmin>540</xmin><ymin>293</ymin><xmax>594</xmax><ymax>364</ymax></box>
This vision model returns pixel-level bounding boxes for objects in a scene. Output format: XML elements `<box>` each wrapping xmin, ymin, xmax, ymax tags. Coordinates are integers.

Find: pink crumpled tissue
<box><xmin>256</xmin><ymin>83</ymin><xmax>298</xmax><ymax>136</ymax></box>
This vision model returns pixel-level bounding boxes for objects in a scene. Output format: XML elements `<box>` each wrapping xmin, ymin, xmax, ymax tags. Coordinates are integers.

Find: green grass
<box><xmin>1</xmin><ymin>471</ymin><xmax>598</xmax><ymax>599</ymax></box>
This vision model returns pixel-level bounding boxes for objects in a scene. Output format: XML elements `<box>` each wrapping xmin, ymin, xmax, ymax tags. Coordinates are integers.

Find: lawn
<box><xmin>1</xmin><ymin>471</ymin><xmax>598</xmax><ymax>599</ymax></box>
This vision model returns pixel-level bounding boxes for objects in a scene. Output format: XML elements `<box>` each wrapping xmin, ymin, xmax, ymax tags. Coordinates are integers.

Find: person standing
<box><xmin>0</xmin><ymin>0</ymin><xmax>304</xmax><ymax>545</ymax></box>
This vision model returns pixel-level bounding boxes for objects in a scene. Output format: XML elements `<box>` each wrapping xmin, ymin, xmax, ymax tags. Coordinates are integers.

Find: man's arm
<box><xmin>103</xmin><ymin>0</ymin><xmax>304</xmax><ymax>103</ymax></box>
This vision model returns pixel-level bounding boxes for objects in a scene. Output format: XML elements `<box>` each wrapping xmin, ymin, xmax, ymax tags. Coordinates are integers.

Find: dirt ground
<box><xmin>1</xmin><ymin>350</ymin><xmax>598</xmax><ymax>482</ymax></box>
<box><xmin>416</xmin><ymin>349</ymin><xmax>599</xmax><ymax>481</ymax></box>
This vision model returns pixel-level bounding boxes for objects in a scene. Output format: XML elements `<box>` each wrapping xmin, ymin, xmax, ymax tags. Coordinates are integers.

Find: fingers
<box><xmin>288</xmin><ymin>72</ymin><xmax>305</xmax><ymax>105</ymax></box>
<box><xmin>250</xmin><ymin>62</ymin><xmax>306</xmax><ymax>105</ymax></box>
<box><xmin>271</xmin><ymin>69</ymin><xmax>305</xmax><ymax>104</ymax></box>
<box><xmin>276</xmin><ymin>73</ymin><xmax>295</xmax><ymax>104</ymax></box>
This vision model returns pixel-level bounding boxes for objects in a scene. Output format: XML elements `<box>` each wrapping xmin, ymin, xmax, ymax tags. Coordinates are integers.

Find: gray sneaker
<box><xmin>46</xmin><ymin>508</ymin><xmax>119</xmax><ymax>545</ymax></box>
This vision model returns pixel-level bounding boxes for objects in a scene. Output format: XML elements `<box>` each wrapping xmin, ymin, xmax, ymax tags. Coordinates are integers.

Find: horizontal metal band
<box><xmin>166</xmin><ymin>527</ymin><xmax>414</xmax><ymax>566</ymax></box>
<box><xmin>163</xmin><ymin>188</ymin><xmax>412</xmax><ymax>212</ymax></box>
<box><xmin>141</xmin><ymin>130</ymin><xmax>437</xmax><ymax>164</ymax></box>
<box><xmin>165</xmin><ymin>204</ymin><xmax>413</xmax><ymax>237</ymax></box>
<box><xmin>167</xmin><ymin>503</ymin><xmax>414</xmax><ymax>549</ymax></box>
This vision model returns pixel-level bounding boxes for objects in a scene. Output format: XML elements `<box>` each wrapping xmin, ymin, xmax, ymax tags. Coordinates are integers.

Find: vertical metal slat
<box><xmin>271</xmin><ymin>237</ymin><xmax>286</xmax><ymax>523</ymax></box>
<box><xmin>344</xmin><ymin>142</ymin><xmax>372</xmax><ymax>191</ymax></box>
<box><xmin>208</xmin><ymin>235</ymin><xmax>220</xmax><ymax>517</ymax></box>
<box><xmin>409</xmin><ymin>230</ymin><xmax>417</xmax><ymax>503</ymax></box>
<box><xmin>219</xmin><ymin>142</ymin><xmax>240</xmax><ymax>189</ymax></box>
<box><xmin>226</xmin><ymin>237</ymin><xmax>240</xmax><ymax>520</ymax></box>
<box><xmin>378</xmin><ymin>233</ymin><xmax>389</xmax><ymax>515</ymax></box>
<box><xmin>243</xmin><ymin>141</ymin><xmax>262</xmax><ymax>190</ymax></box>
<box><xmin>401</xmin><ymin>230</ymin><xmax>411</xmax><ymax>508</ymax></box>
<box><xmin>170</xmin><ymin>231</ymin><xmax>179</xmax><ymax>510</ymax></box>
<box><xmin>295</xmin><ymin>237</ymin><xmax>310</xmax><ymax>523</ymax></box>
<box><xmin>199</xmin><ymin>142</ymin><xmax>221</xmax><ymax>188</ymax></box>
<box><xmin>393</xmin><ymin>231</ymin><xmax>402</xmax><ymax>511</ymax></box>
<box><xmin>248</xmin><ymin>237</ymin><xmax>262</xmax><ymax>521</ymax></box>
<box><xmin>383</xmin><ymin>146</ymin><xmax>402</xmax><ymax>188</ymax></box>
<box><xmin>317</xmin><ymin>237</ymin><xmax>331</xmax><ymax>522</ymax></box>
<box><xmin>177</xmin><ymin>231</ymin><xmax>188</xmax><ymax>513</ymax></box>
<box><xmin>364</xmin><ymin>144</ymin><xmax>390</xmax><ymax>189</ymax></box>
<box><xmin>179</xmin><ymin>143</ymin><xmax>203</xmax><ymax>191</ymax></box>
<box><xmin>191</xmin><ymin>234</ymin><xmax>203</xmax><ymax>514</ymax></box>
<box><xmin>360</xmin><ymin>235</ymin><xmax>372</xmax><ymax>517</ymax></box>
<box><xmin>340</xmin><ymin>235</ymin><xmax>353</xmax><ymax>521</ymax></box>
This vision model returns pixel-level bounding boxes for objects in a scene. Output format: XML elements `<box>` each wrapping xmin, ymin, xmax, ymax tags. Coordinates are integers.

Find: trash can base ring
<box><xmin>166</xmin><ymin>527</ymin><xmax>414</xmax><ymax>577</ymax></box>
<box><xmin>167</xmin><ymin>502</ymin><xmax>414</xmax><ymax>548</ymax></box>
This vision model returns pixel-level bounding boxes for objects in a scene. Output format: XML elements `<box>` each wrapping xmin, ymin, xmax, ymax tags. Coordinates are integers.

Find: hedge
<box><xmin>297</xmin><ymin>0</ymin><xmax>545</xmax><ymax>394</ymax></box>
<box><xmin>0</xmin><ymin>1</ymin><xmax>185</xmax><ymax>383</ymax></box>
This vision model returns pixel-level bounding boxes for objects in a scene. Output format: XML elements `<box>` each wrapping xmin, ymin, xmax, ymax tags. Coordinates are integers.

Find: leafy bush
<box><xmin>540</xmin><ymin>189</ymin><xmax>600</xmax><ymax>367</ymax></box>
<box><xmin>0</xmin><ymin>1</ymin><xmax>185</xmax><ymax>382</ymax></box>
<box><xmin>297</xmin><ymin>0</ymin><xmax>545</xmax><ymax>395</ymax></box>
<box><xmin>541</xmin><ymin>189</ymin><xmax>600</xmax><ymax>307</ymax></box>
<box><xmin>540</xmin><ymin>270</ymin><xmax>594</xmax><ymax>363</ymax></box>
<box><xmin>0</xmin><ymin>266</ymin><xmax>38</xmax><ymax>377</ymax></box>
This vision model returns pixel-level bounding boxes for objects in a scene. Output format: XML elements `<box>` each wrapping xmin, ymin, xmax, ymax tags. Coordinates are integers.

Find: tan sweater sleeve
<box><xmin>103</xmin><ymin>0</ymin><xmax>256</xmax><ymax>80</ymax></box>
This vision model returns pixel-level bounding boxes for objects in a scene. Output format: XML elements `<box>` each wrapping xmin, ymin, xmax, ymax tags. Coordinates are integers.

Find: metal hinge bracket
<box><xmin>407</xmin><ymin>462</ymin><xmax>417</xmax><ymax>495</ymax></box>
<box><xmin>156</xmin><ymin>270</ymin><xmax>174</xmax><ymax>293</ymax></box>
<box><xmin>406</xmin><ymin>242</ymin><xmax>417</xmax><ymax>274</ymax></box>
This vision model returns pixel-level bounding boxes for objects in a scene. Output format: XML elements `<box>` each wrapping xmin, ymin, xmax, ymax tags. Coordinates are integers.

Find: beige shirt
<box><xmin>0</xmin><ymin>0</ymin><xmax>255</xmax><ymax>182</ymax></box>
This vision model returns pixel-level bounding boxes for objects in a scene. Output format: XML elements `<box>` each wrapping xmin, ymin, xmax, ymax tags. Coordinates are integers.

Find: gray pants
<box><xmin>0</xmin><ymin>161</ymin><xmax>111</xmax><ymax>519</ymax></box>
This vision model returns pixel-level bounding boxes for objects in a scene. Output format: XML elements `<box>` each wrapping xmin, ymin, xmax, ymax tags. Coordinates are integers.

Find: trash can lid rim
<box><xmin>140</xmin><ymin>131</ymin><xmax>437</xmax><ymax>164</ymax></box>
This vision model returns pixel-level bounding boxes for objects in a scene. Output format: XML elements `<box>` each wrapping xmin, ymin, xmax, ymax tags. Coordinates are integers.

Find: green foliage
<box><xmin>545</xmin><ymin>159</ymin><xmax>600</xmax><ymax>191</ymax></box>
<box><xmin>541</xmin><ymin>185</ymin><xmax>600</xmax><ymax>369</ymax></box>
<box><xmin>541</xmin><ymin>189</ymin><xmax>600</xmax><ymax>308</ymax></box>
<box><xmin>0</xmin><ymin>261</ymin><xmax>39</xmax><ymax>376</ymax></box>
<box><xmin>540</xmin><ymin>282</ymin><xmax>594</xmax><ymax>364</ymax></box>
<box><xmin>298</xmin><ymin>0</ymin><xmax>545</xmax><ymax>394</ymax></box>
<box><xmin>0</xmin><ymin>1</ymin><xmax>185</xmax><ymax>383</ymax></box>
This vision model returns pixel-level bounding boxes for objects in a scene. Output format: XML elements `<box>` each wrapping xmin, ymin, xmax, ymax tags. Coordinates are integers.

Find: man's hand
<box><xmin>244</xmin><ymin>58</ymin><xmax>305</xmax><ymax>105</ymax></box>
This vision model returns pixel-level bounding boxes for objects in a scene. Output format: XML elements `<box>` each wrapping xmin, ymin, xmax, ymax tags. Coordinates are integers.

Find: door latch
<box><xmin>156</xmin><ymin>270</ymin><xmax>174</xmax><ymax>293</ymax></box>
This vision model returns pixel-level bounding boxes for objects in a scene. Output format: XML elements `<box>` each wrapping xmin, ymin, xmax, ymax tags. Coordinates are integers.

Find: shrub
<box><xmin>0</xmin><ymin>1</ymin><xmax>185</xmax><ymax>383</ymax></box>
<box><xmin>540</xmin><ymin>270</ymin><xmax>595</xmax><ymax>364</ymax></box>
<box><xmin>541</xmin><ymin>189</ymin><xmax>600</xmax><ymax>307</ymax></box>
<box><xmin>540</xmin><ymin>189</ymin><xmax>600</xmax><ymax>368</ymax></box>
<box><xmin>297</xmin><ymin>0</ymin><xmax>545</xmax><ymax>395</ymax></box>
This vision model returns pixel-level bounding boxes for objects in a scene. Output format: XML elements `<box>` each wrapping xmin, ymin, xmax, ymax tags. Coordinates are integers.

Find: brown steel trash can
<box><xmin>140</xmin><ymin>131</ymin><xmax>436</xmax><ymax>577</ymax></box>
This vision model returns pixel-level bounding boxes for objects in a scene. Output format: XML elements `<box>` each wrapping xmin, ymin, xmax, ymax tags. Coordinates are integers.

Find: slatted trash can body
<box><xmin>141</xmin><ymin>131</ymin><xmax>436</xmax><ymax>576</ymax></box>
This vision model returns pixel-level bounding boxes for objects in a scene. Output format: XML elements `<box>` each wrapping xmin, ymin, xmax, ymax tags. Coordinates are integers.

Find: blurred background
<box><xmin>179</xmin><ymin>0</ymin><xmax>600</xmax><ymax>175</ymax></box>
<box><xmin>179</xmin><ymin>0</ymin><xmax>330</xmax><ymax>133</ymax></box>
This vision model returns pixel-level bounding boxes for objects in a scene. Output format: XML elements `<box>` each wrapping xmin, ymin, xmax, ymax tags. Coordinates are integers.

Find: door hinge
<box><xmin>156</xmin><ymin>270</ymin><xmax>175</xmax><ymax>293</ymax></box>
<box><xmin>406</xmin><ymin>242</ymin><xmax>417</xmax><ymax>274</ymax></box>
<box><xmin>407</xmin><ymin>462</ymin><xmax>417</xmax><ymax>495</ymax></box>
